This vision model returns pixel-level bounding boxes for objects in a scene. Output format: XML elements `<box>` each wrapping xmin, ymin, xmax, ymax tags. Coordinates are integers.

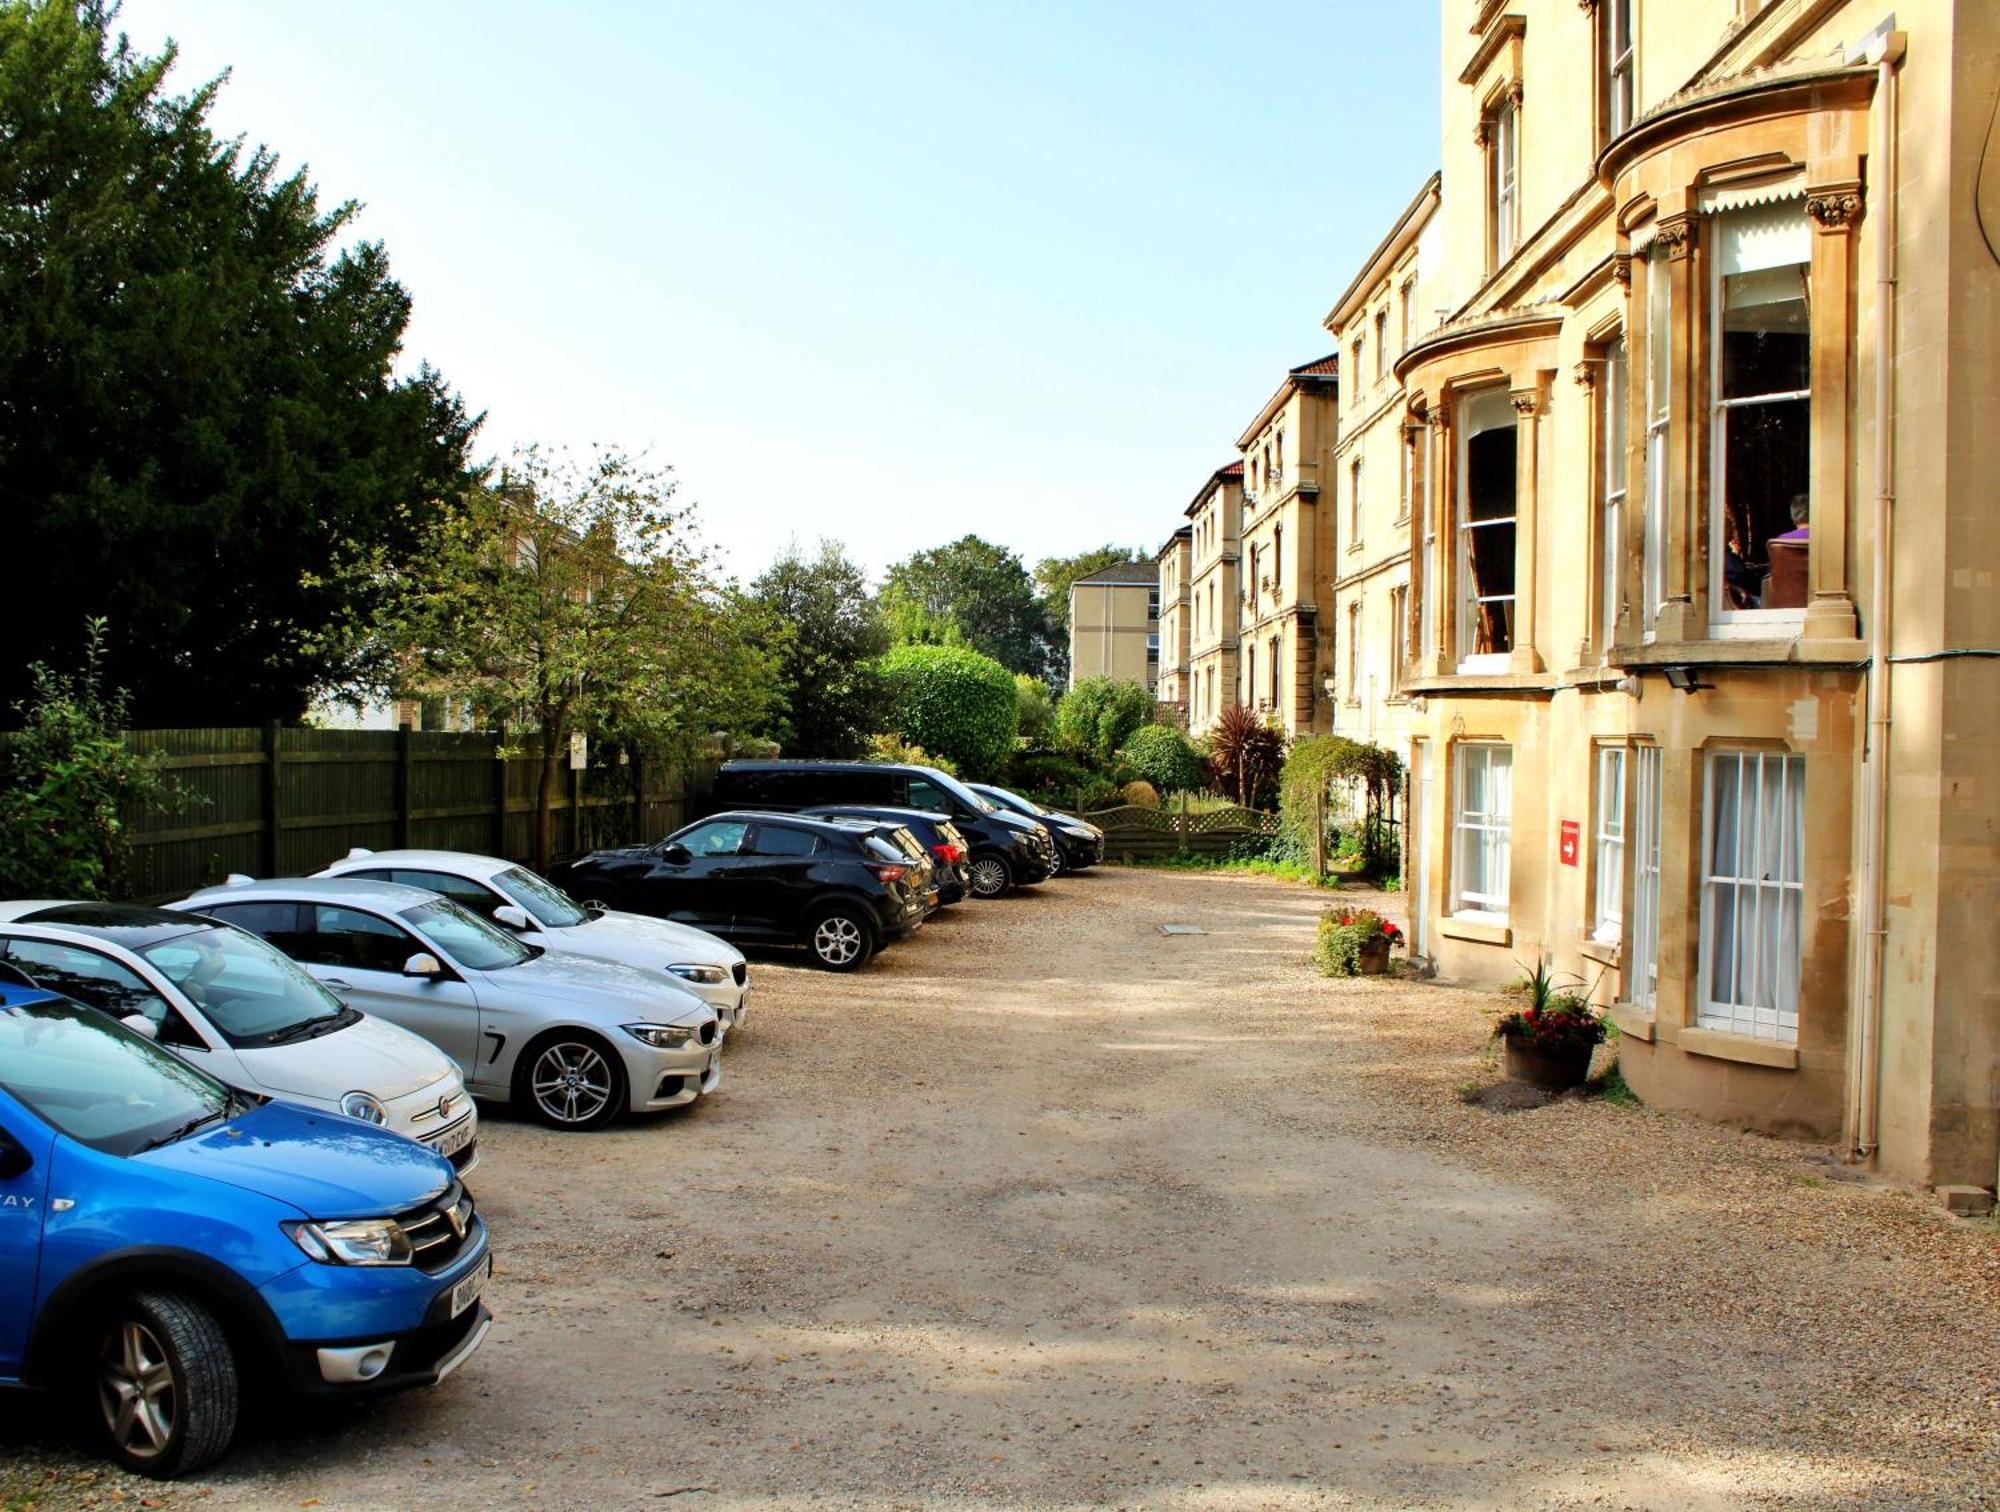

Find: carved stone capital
<box><xmin>1805</xmin><ymin>186</ymin><xmax>1864</xmax><ymax>233</ymax></box>
<box><xmin>1506</xmin><ymin>80</ymin><xmax>1525</xmax><ymax>106</ymax></box>
<box><xmin>1612</xmin><ymin>252</ymin><xmax>1632</xmax><ymax>288</ymax></box>
<box><xmin>1572</xmin><ymin>361</ymin><xmax>1597</xmax><ymax>390</ymax></box>
<box><xmin>1509</xmin><ymin>388</ymin><xmax>1540</xmax><ymax>418</ymax></box>
<box><xmin>1474</xmin><ymin>119</ymin><xmax>1491</xmax><ymax>148</ymax></box>
<box><xmin>1656</xmin><ymin>216</ymin><xmax>1696</xmax><ymax>258</ymax></box>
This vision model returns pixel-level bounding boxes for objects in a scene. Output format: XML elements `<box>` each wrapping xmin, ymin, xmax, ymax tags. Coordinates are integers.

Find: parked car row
<box><xmin>0</xmin><ymin>764</ymin><xmax>1101</xmax><ymax>1477</ymax></box>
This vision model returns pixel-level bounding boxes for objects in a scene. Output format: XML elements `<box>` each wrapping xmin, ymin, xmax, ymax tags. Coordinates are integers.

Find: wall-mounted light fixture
<box><xmin>1663</xmin><ymin>665</ymin><xmax>1712</xmax><ymax>694</ymax></box>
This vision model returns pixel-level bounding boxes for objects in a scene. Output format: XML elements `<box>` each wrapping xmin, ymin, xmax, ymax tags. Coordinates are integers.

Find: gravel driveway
<box><xmin>6</xmin><ymin>867</ymin><xmax>1996</xmax><ymax>1510</ymax></box>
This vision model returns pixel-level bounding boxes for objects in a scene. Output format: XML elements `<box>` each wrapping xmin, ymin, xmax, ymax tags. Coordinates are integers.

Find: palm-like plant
<box><xmin>1207</xmin><ymin>704</ymin><xmax>1286</xmax><ymax>808</ymax></box>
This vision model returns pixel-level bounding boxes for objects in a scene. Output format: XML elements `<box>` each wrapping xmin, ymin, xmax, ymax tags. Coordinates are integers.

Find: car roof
<box><xmin>800</xmin><ymin>805</ymin><xmax>950</xmax><ymax>823</ymax></box>
<box><xmin>693</xmin><ymin>810</ymin><xmax>866</xmax><ymax>837</ymax></box>
<box><xmin>179</xmin><ymin>876</ymin><xmax>441</xmax><ymax>910</ymax></box>
<box><xmin>0</xmin><ymin>901</ymin><xmax>213</xmax><ymax>950</ymax></box>
<box><xmin>319</xmin><ymin>848</ymin><xmax>514</xmax><ymax>881</ymax></box>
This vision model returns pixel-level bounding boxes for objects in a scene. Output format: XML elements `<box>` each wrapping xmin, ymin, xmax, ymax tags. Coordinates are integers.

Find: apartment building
<box><xmin>1067</xmin><ymin>560</ymin><xmax>1161</xmax><ymax>691</ymax></box>
<box><xmin>1324</xmin><ymin>174</ymin><xmax>1442</xmax><ymax>751</ymax></box>
<box><xmin>1154</xmin><ymin>527</ymin><xmax>1193</xmax><ymax>718</ymax></box>
<box><xmin>1396</xmin><ymin>0</ymin><xmax>1996</xmax><ymax>1194</ymax></box>
<box><xmin>1185</xmin><ymin>461</ymin><xmax>1244</xmax><ymax>735</ymax></box>
<box><xmin>1236</xmin><ymin>357</ymin><xmax>1341</xmax><ymax>736</ymax></box>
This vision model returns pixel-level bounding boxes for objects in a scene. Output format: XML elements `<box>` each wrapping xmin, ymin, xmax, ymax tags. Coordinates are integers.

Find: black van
<box><xmin>712</xmin><ymin>762</ymin><xmax>1053</xmax><ymax>898</ymax></box>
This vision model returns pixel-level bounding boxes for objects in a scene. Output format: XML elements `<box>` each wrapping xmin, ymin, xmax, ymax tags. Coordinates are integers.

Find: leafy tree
<box><xmin>880</xmin><ymin>535</ymin><xmax>1053</xmax><ymax>679</ymax></box>
<box><xmin>876</xmin><ymin>643</ymin><xmax>1018</xmax><ymax>778</ymax></box>
<box><xmin>1051</xmin><ymin>676</ymin><xmax>1156</xmax><ymax>767</ymax></box>
<box><xmin>1033</xmin><ymin>544</ymin><xmax>1145</xmax><ymax>683</ymax></box>
<box><xmin>385</xmin><ymin>449</ymin><xmax>779</xmax><ymax>869</ymax></box>
<box><xmin>0</xmin><ymin>1</ymin><xmax>478</xmax><ymax>724</ymax></box>
<box><xmin>748</xmin><ymin>540</ymin><xmax>889</xmax><ymax>758</ymax></box>
<box><xmin>1117</xmin><ymin>724</ymin><xmax>1206</xmax><ymax>795</ymax></box>
<box><xmin>1207</xmin><ymin>705</ymin><xmax>1286</xmax><ymax>809</ymax></box>
<box><xmin>0</xmin><ymin>618</ymin><xmax>190</xmax><ymax>898</ymax></box>
<box><xmin>1014</xmin><ymin>673</ymin><xmax>1054</xmax><ymax>744</ymax></box>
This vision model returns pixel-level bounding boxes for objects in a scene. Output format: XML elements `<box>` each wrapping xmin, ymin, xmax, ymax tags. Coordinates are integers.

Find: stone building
<box><xmin>1067</xmin><ymin>560</ymin><xmax>1161</xmax><ymax>692</ymax></box>
<box><xmin>1185</xmin><ymin>461</ymin><xmax>1245</xmax><ymax>735</ymax></box>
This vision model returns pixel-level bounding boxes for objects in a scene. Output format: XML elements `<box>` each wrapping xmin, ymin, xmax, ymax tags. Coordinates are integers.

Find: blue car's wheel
<box><xmin>93</xmin><ymin>1292</ymin><xmax>238</xmax><ymax>1478</ymax></box>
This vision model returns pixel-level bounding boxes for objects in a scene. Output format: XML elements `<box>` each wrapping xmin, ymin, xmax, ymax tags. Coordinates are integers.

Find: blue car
<box><xmin>0</xmin><ymin>983</ymin><xmax>493</xmax><ymax>1477</ymax></box>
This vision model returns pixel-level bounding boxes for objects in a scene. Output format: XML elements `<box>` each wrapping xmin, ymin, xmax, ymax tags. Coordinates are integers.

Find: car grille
<box><xmin>731</xmin><ymin>962</ymin><xmax>748</xmax><ymax>987</ymax></box>
<box><xmin>399</xmin><ymin>1182</ymin><xmax>477</xmax><ymax>1275</ymax></box>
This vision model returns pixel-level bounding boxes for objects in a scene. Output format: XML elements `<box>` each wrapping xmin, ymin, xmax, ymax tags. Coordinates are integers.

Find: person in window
<box><xmin>1772</xmin><ymin>494</ymin><xmax>1810</xmax><ymax>543</ymax></box>
<box><xmin>1723</xmin><ymin>524</ymin><xmax>1762</xmax><ymax>610</ymax></box>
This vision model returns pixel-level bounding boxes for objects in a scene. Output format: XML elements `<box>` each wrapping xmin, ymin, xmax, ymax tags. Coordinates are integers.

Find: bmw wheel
<box><xmin>519</xmin><ymin>1033</ymin><xmax>628</xmax><ymax>1130</ymax></box>
<box><xmin>1046</xmin><ymin>843</ymin><xmax>1065</xmax><ymax>876</ymax></box>
<box><xmin>968</xmin><ymin>852</ymin><xmax>1014</xmax><ymax>899</ymax></box>
<box><xmin>807</xmin><ymin>908</ymin><xmax>872</xmax><ymax>971</ymax></box>
<box><xmin>93</xmin><ymin>1293</ymin><xmax>238</xmax><ymax>1478</ymax></box>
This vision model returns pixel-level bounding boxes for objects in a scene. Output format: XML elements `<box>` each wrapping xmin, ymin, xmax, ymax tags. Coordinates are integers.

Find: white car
<box><xmin>172</xmin><ymin>877</ymin><xmax>723</xmax><ymax>1131</ymax></box>
<box><xmin>0</xmin><ymin>901</ymin><xmax>479</xmax><ymax>1170</ymax></box>
<box><xmin>313</xmin><ymin>848</ymin><xmax>750</xmax><ymax>1028</ymax></box>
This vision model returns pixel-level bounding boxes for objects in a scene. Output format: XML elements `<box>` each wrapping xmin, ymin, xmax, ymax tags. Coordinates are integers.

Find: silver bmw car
<box><xmin>169</xmin><ymin>877</ymin><xmax>722</xmax><ymax>1131</ymax></box>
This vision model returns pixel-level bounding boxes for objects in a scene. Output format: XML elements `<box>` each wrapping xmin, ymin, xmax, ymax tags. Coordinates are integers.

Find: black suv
<box><xmin>711</xmin><ymin>763</ymin><xmax>1053</xmax><ymax>898</ymax></box>
<box><xmin>801</xmin><ymin>806</ymin><xmax>973</xmax><ymax>904</ymax></box>
<box><xmin>967</xmin><ymin>783</ymin><xmax>1105</xmax><ymax>873</ymax></box>
<box><xmin>549</xmin><ymin>811</ymin><xmax>926</xmax><ymax>971</ymax></box>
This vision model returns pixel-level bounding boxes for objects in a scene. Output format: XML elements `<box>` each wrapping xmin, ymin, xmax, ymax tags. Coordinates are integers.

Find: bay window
<box><xmin>1711</xmin><ymin>202</ymin><xmax>1812</xmax><ymax>629</ymax></box>
<box><xmin>1700</xmin><ymin>751</ymin><xmax>1805</xmax><ymax>1042</ymax></box>
<box><xmin>1453</xmin><ymin>743</ymin><xmax>1512</xmax><ymax>918</ymax></box>
<box><xmin>1456</xmin><ymin>387</ymin><xmax>1517</xmax><ymax>665</ymax></box>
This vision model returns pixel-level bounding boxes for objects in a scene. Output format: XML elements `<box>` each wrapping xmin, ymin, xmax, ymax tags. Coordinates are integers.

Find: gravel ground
<box><xmin>4</xmin><ymin>866</ymin><xmax>1995</xmax><ymax>1510</ymax></box>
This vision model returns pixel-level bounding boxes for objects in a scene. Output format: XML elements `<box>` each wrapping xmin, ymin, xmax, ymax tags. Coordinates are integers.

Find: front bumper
<box><xmin>1058</xmin><ymin>831</ymin><xmax>1103</xmax><ymax>868</ymax></box>
<box><xmin>387</xmin><ymin>1080</ymin><xmax>479</xmax><ymax>1175</ymax></box>
<box><xmin>623</xmin><ymin>1033</ymin><xmax>724</xmax><ymax>1112</ymax></box>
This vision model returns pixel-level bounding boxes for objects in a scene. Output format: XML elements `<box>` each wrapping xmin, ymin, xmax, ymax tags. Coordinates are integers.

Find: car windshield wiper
<box><xmin>136</xmin><ymin>1105</ymin><xmax>231</xmax><ymax>1153</ymax></box>
<box><xmin>260</xmin><ymin>1010</ymin><xmax>347</xmax><ymax>1045</ymax></box>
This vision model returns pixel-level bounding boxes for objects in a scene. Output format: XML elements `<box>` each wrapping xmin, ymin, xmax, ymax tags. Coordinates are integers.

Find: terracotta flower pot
<box><xmin>1357</xmin><ymin>935</ymin><xmax>1391</xmax><ymax>975</ymax></box>
<box><xmin>1501</xmin><ymin>1035</ymin><xmax>1594</xmax><ymax>1091</ymax></box>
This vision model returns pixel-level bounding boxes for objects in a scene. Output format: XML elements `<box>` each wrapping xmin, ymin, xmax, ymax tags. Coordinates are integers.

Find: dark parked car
<box><xmin>710</xmin><ymin>762</ymin><xmax>1053</xmax><ymax>898</ymax></box>
<box><xmin>801</xmin><ymin>806</ymin><xmax>973</xmax><ymax>904</ymax></box>
<box><xmin>966</xmin><ymin>783</ymin><xmax>1105</xmax><ymax>873</ymax></box>
<box><xmin>549</xmin><ymin>812</ymin><xmax>926</xmax><ymax>971</ymax></box>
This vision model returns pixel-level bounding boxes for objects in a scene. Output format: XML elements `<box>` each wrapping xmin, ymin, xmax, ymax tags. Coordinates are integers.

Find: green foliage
<box><xmin>1205</xmin><ymin>704</ymin><xmax>1286</xmax><ymax>807</ymax></box>
<box><xmin>1014</xmin><ymin>674</ymin><xmax>1054</xmax><ymax>744</ymax></box>
<box><xmin>748</xmin><ymin>540</ymin><xmax>889</xmax><ymax>758</ymax></box>
<box><xmin>1494</xmin><ymin>957</ymin><xmax>1608</xmax><ymax>1049</ymax></box>
<box><xmin>867</xmin><ymin>731</ymin><xmax>957</xmax><ymax>777</ymax></box>
<box><xmin>876</xmin><ymin>643</ymin><xmax>1019</xmax><ymax>777</ymax></box>
<box><xmin>1116</xmin><ymin>724</ymin><xmax>1206</xmax><ymax>795</ymax></box>
<box><xmin>1593</xmin><ymin>1065</ymin><xmax>1641</xmax><ymax>1107</ymax></box>
<box><xmin>1031</xmin><ymin>545</ymin><xmax>1145</xmax><ymax>683</ymax></box>
<box><xmin>1313</xmin><ymin>906</ymin><xmax>1401</xmax><ymax>977</ymax></box>
<box><xmin>1277</xmin><ymin>735</ymin><xmax>1405</xmax><ymax>875</ymax></box>
<box><xmin>1004</xmin><ymin>750</ymin><xmax>1090</xmax><ymax>803</ymax></box>
<box><xmin>1076</xmin><ymin>776</ymin><xmax>1121</xmax><ymax>810</ymax></box>
<box><xmin>1120</xmin><ymin>779</ymin><xmax>1160</xmax><ymax>809</ymax></box>
<box><xmin>0</xmin><ymin>620</ymin><xmax>190</xmax><ymax>899</ymax></box>
<box><xmin>1052</xmin><ymin>677</ymin><xmax>1156</xmax><ymax>767</ymax></box>
<box><xmin>0</xmin><ymin>1</ymin><xmax>477</xmax><ymax>723</ymax></box>
<box><xmin>879</xmin><ymin>535</ymin><xmax>1054</xmax><ymax>679</ymax></box>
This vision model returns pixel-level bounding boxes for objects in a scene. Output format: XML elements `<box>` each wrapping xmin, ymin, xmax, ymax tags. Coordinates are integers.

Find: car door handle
<box><xmin>321</xmin><ymin>976</ymin><xmax>354</xmax><ymax>992</ymax></box>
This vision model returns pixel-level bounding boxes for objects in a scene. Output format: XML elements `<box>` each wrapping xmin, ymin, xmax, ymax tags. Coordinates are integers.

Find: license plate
<box><xmin>448</xmin><ymin>1257</ymin><xmax>488</xmax><ymax>1319</ymax></box>
<box><xmin>426</xmin><ymin>1117</ymin><xmax>475</xmax><ymax>1160</ymax></box>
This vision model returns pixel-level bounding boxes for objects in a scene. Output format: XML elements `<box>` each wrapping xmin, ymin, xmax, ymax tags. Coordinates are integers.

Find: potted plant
<box><xmin>1493</xmin><ymin>957</ymin><xmax>1607</xmax><ymax>1090</ymax></box>
<box><xmin>1316</xmin><ymin>907</ymin><xmax>1404</xmax><ymax>977</ymax></box>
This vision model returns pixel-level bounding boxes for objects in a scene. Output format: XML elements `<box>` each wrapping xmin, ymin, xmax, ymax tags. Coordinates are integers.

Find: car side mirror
<box><xmin>403</xmin><ymin>952</ymin><xmax>445</xmax><ymax>979</ymax></box>
<box><xmin>0</xmin><ymin>1131</ymin><xmax>31</xmax><ymax>1181</ymax></box>
<box><xmin>659</xmin><ymin>843</ymin><xmax>692</xmax><ymax>865</ymax></box>
<box><xmin>120</xmin><ymin>1013</ymin><xmax>159</xmax><ymax>1041</ymax></box>
<box><xmin>492</xmin><ymin>905</ymin><xmax>532</xmax><ymax>931</ymax></box>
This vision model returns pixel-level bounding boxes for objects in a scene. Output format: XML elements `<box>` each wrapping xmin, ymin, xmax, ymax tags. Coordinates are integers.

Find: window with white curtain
<box><xmin>1643</xmin><ymin>246</ymin><xmax>1670</xmax><ymax>635</ymax></box>
<box><xmin>1456</xmin><ymin>387</ymin><xmax>1518</xmax><ymax>665</ymax></box>
<box><xmin>1711</xmin><ymin>201</ymin><xmax>1812</xmax><ymax>627</ymax></box>
<box><xmin>1700</xmin><ymin>751</ymin><xmax>1805</xmax><ymax>1041</ymax></box>
<box><xmin>1600</xmin><ymin>336</ymin><xmax>1628</xmax><ymax>651</ymax></box>
<box><xmin>1453</xmin><ymin>743</ymin><xmax>1512</xmax><ymax>917</ymax></box>
<box><xmin>1628</xmin><ymin>746</ymin><xmax>1662</xmax><ymax>1008</ymax></box>
<box><xmin>1593</xmin><ymin>745</ymin><xmax>1626</xmax><ymax>942</ymax></box>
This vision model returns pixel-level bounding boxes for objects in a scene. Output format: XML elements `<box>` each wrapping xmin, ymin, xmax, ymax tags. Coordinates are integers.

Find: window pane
<box><xmin>1721</xmin><ymin>271</ymin><xmax>1810</xmax><ymax>398</ymax></box>
<box><xmin>1720</xmin><ymin>399</ymin><xmax>1811</xmax><ymax>610</ymax></box>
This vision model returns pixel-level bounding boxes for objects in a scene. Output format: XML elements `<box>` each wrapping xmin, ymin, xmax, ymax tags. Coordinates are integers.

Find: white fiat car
<box><xmin>314</xmin><ymin>848</ymin><xmax>750</xmax><ymax>1028</ymax></box>
<box><xmin>0</xmin><ymin>901</ymin><xmax>479</xmax><ymax>1170</ymax></box>
<box><xmin>172</xmin><ymin>877</ymin><xmax>722</xmax><ymax>1131</ymax></box>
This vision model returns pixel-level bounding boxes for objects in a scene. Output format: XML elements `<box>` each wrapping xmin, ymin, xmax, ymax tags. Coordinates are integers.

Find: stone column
<box><xmin>1655</xmin><ymin>211</ymin><xmax>1700</xmax><ymax>642</ymax></box>
<box><xmin>1509</xmin><ymin>381</ymin><xmax>1547</xmax><ymax>673</ymax></box>
<box><xmin>1803</xmin><ymin>181</ymin><xmax>1863</xmax><ymax>641</ymax></box>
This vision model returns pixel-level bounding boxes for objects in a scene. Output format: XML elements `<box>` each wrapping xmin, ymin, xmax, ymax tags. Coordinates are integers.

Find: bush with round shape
<box><xmin>1117</xmin><ymin>724</ymin><xmax>1206</xmax><ymax>795</ymax></box>
<box><xmin>1120</xmin><ymin>779</ymin><xmax>1160</xmax><ymax>809</ymax></box>
<box><xmin>1051</xmin><ymin>677</ymin><xmax>1156</xmax><ymax>767</ymax></box>
<box><xmin>876</xmin><ymin>644</ymin><xmax>1019</xmax><ymax>777</ymax></box>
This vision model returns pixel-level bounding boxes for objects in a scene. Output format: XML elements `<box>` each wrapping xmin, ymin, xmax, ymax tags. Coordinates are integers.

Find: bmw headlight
<box><xmin>668</xmin><ymin>963</ymin><xmax>728</xmax><ymax>985</ymax></box>
<box><xmin>285</xmin><ymin>1218</ymin><xmax>413</xmax><ymax>1266</ymax></box>
<box><xmin>624</xmin><ymin>1022</ymin><xmax>698</xmax><ymax>1049</ymax></box>
<box><xmin>339</xmin><ymin>1090</ymin><xmax>388</xmax><ymax>1125</ymax></box>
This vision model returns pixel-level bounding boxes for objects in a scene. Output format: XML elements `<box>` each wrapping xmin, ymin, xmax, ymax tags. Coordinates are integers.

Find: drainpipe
<box><xmin>1847</xmin><ymin>24</ymin><xmax>1907</xmax><ymax>1163</ymax></box>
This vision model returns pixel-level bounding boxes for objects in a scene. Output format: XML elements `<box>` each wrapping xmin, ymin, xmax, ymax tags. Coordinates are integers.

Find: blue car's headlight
<box><xmin>285</xmin><ymin>1218</ymin><xmax>414</xmax><ymax>1266</ymax></box>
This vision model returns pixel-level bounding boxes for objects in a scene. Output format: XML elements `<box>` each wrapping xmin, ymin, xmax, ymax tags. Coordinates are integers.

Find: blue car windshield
<box><xmin>0</xmin><ymin>998</ymin><xmax>235</xmax><ymax>1156</ymax></box>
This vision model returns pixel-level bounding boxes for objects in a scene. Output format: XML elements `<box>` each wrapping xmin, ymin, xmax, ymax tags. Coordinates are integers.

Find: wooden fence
<box><xmin>117</xmin><ymin>726</ymin><xmax>715</xmax><ymax>903</ymax></box>
<box><xmin>1082</xmin><ymin>801</ymin><xmax>1280</xmax><ymax>861</ymax></box>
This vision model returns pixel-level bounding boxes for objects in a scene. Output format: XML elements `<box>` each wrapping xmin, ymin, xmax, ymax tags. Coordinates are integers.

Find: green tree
<box><xmin>876</xmin><ymin>643</ymin><xmax>1019</xmax><ymax>778</ymax></box>
<box><xmin>1013</xmin><ymin>673</ymin><xmax>1054</xmax><ymax>744</ymax></box>
<box><xmin>748</xmin><ymin>540</ymin><xmax>889</xmax><ymax>758</ymax></box>
<box><xmin>1117</xmin><ymin>724</ymin><xmax>1206</xmax><ymax>795</ymax></box>
<box><xmin>0</xmin><ymin>1</ymin><xmax>478</xmax><ymax>724</ymax></box>
<box><xmin>879</xmin><ymin>535</ymin><xmax>1053</xmax><ymax>678</ymax></box>
<box><xmin>385</xmin><ymin>449</ymin><xmax>779</xmax><ymax>869</ymax></box>
<box><xmin>1033</xmin><ymin>544</ymin><xmax>1145</xmax><ymax>684</ymax></box>
<box><xmin>1052</xmin><ymin>677</ymin><xmax>1156</xmax><ymax>767</ymax></box>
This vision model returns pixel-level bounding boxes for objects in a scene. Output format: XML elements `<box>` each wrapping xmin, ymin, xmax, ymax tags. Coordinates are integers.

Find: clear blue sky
<box><xmin>118</xmin><ymin>1</ymin><xmax>1441</xmax><ymax>583</ymax></box>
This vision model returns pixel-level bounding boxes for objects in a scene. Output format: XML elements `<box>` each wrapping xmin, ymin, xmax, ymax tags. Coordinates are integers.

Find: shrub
<box><xmin>876</xmin><ymin>643</ymin><xmax>1019</xmax><ymax>777</ymax></box>
<box><xmin>1117</xmin><ymin>724</ymin><xmax>1206</xmax><ymax>795</ymax></box>
<box><xmin>1051</xmin><ymin>677</ymin><xmax>1155</xmax><ymax>766</ymax></box>
<box><xmin>0</xmin><ymin>620</ymin><xmax>190</xmax><ymax>899</ymax></box>
<box><xmin>1120</xmin><ymin>779</ymin><xmax>1160</xmax><ymax>809</ymax></box>
<box><xmin>1014</xmin><ymin>675</ymin><xmax>1055</xmax><ymax>744</ymax></box>
<box><xmin>1314</xmin><ymin>907</ymin><xmax>1403</xmax><ymax>977</ymax></box>
<box><xmin>1206</xmin><ymin>704</ymin><xmax>1286</xmax><ymax>807</ymax></box>
<box><xmin>1005</xmin><ymin>749</ymin><xmax>1090</xmax><ymax>803</ymax></box>
<box><xmin>1279</xmin><ymin>735</ymin><xmax>1404</xmax><ymax>874</ymax></box>
<box><xmin>1494</xmin><ymin>957</ymin><xmax>1607</xmax><ymax>1049</ymax></box>
<box><xmin>867</xmin><ymin>731</ymin><xmax>957</xmax><ymax>777</ymax></box>
<box><xmin>1077</xmin><ymin>776</ymin><xmax>1121</xmax><ymax>810</ymax></box>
